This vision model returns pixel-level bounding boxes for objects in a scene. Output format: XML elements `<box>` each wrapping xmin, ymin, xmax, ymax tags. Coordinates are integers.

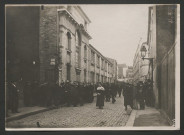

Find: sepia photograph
<box><xmin>5</xmin><ymin>4</ymin><xmax>180</xmax><ymax>130</ymax></box>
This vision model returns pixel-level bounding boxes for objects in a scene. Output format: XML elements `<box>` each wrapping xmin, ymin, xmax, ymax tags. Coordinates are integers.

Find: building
<box><xmin>106</xmin><ymin>57</ymin><xmax>118</xmax><ymax>83</ymax></box>
<box><xmin>39</xmin><ymin>5</ymin><xmax>93</xmax><ymax>84</ymax></box>
<box><xmin>126</xmin><ymin>66</ymin><xmax>133</xmax><ymax>83</ymax></box>
<box><xmin>133</xmin><ymin>40</ymin><xmax>149</xmax><ymax>84</ymax></box>
<box><xmin>147</xmin><ymin>5</ymin><xmax>178</xmax><ymax>124</ymax></box>
<box><xmin>6</xmin><ymin>5</ymin><xmax>117</xmax><ymax>107</ymax></box>
<box><xmin>117</xmin><ymin>64</ymin><xmax>127</xmax><ymax>80</ymax></box>
<box><xmin>88</xmin><ymin>45</ymin><xmax>114</xmax><ymax>84</ymax></box>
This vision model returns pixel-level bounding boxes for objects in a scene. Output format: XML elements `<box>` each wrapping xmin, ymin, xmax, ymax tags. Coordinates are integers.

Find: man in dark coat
<box><xmin>123</xmin><ymin>83</ymin><xmax>133</xmax><ymax>110</ymax></box>
<box><xmin>78</xmin><ymin>82</ymin><xmax>84</xmax><ymax>106</ymax></box>
<box><xmin>70</xmin><ymin>82</ymin><xmax>79</xmax><ymax>107</ymax></box>
<box><xmin>136</xmin><ymin>81</ymin><xmax>145</xmax><ymax>110</ymax></box>
<box><xmin>117</xmin><ymin>84</ymin><xmax>122</xmax><ymax>97</ymax></box>
<box><xmin>64</xmin><ymin>81</ymin><xmax>72</xmax><ymax>107</ymax></box>
<box><xmin>110</xmin><ymin>83</ymin><xmax>116</xmax><ymax>104</ymax></box>
<box><xmin>105</xmin><ymin>83</ymin><xmax>110</xmax><ymax>102</ymax></box>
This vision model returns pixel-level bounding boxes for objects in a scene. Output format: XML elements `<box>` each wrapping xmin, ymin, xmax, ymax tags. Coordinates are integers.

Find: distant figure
<box><xmin>96</xmin><ymin>83</ymin><xmax>105</xmax><ymax>109</ymax></box>
<box><xmin>36</xmin><ymin>122</ymin><xmax>41</xmax><ymax>127</ymax></box>
<box><xmin>117</xmin><ymin>84</ymin><xmax>122</xmax><ymax>97</ymax></box>
<box><xmin>110</xmin><ymin>84</ymin><xmax>116</xmax><ymax>104</ymax></box>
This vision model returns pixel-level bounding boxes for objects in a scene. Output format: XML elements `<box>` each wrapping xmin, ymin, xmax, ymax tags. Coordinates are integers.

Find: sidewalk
<box><xmin>6</xmin><ymin>94</ymin><xmax>97</xmax><ymax>123</ymax></box>
<box><xmin>126</xmin><ymin>107</ymin><xmax>170</xmax><ymax>127</ymax></box>
<box><xmin>6</xmin><ymin>106</ymin><xmax>56</xmax><ymax>122</ymax></box>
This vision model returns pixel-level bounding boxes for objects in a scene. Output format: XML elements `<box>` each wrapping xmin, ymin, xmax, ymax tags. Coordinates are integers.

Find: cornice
<box><xmin>57</xmin><ymin>9</ymin><xmax>92</xmax><ymax>40</ymax></box>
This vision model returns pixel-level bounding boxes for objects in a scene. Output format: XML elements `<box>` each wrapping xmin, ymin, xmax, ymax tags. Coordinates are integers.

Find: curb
<box><xmin>6</xmin><ymin>106</ymin><xmax>57</xmax><ymax>122</ymax></box>
<box><xmin>125</xmin><ymin>109</ymin><xmax>137</xmax><ymax>127</ymax></box>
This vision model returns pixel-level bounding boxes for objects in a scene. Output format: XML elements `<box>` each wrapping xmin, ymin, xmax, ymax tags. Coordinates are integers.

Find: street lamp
<box><xmin>140</xmin><ymin>45</ymin><xmax>147</xmax><ymax>60</ymax></box>
<box><xmin>140</xmin><ymin>43</ymin><xmax>154</xmax><ymax>79</ymax></box>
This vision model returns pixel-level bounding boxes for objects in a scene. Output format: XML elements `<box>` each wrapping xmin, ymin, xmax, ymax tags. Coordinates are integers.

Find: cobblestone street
<box><xmin>6</xmin><ymin>96</ymin><xmax>130</xmax><ymax>128</ymax></box>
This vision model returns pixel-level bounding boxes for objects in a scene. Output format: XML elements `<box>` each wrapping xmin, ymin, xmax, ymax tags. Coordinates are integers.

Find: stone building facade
<box><xmin>147</xmin><ymin>5</ymin><xmax>178</xmax><ymax>123</ymax></box>
<box><xmin>39</xmin><ymin>5</ymin><xmax>92</xmax><ymax>84</ymax></box>
<box><xmin>132</xmin><ymin>40</ymin><xmax>149</xmax><ymax>84</ymax></box>
<box><xmin>6</xmin><ymin>5</ymin><xmax>117</xmax><ymax>108</ymax></box>
<box><xmin>39</xmin><ymin>5</ymin><xmax>116</xmax><ymax>84</ymax></box>
<box><xmin>106</xmin><ymin>57</ymin><xmax>118</xmax><ymax>83</ymax></box>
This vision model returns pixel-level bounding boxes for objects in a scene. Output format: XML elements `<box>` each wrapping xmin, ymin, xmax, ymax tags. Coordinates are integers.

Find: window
<box><xmin>91</xmin><ymin>51</ymin><xmax>95</xmax><ymax>65</ymax></box>
<box><xmin>101</xmin><ymin>59</ymin><xmax>104</xmax><ymax>69</ymax></box>
<box><xmin>75</xmin><ymin>31</ymin><xmax>81</xmax><ymax>68</ymax></box>
<box><xmin>67</xmin><ymin>52</ymin><xmax>71</xmax><ymax>64</ymax></box>
<box><xmin>84</xmin><ymin>70</ymin><xmax>87</xmax><ymax>82</ymax></box>
<box><xmin>75</xmin><ymin>51</ymin><xmax>79</xmax><ymax>67</ymax></box>
<box><xmin>91</xmin><ymin>72</ymin><xmax>95</xmax><ymax>83</ymax></box>
<box><xmin>84</xmin><ymin>45</ymin><xmax>87</xmax><ymax>59</ymax></box>
<box><xmin>66</xmin><ymin>64</ymin><xmax>71</xmax><ymax>81</ymax></box>
<box><xmin>97</xmin><ymin>56</ymin><xmax>100</xmax><ymax>67</ymax></box>
<box><xmin>67</xmin><ymin>32</ymin><xmax>71</xmax><ymax>50</ymax></box>
<box><xmin>96</xmin><ymin>74</ymin><xmax>99</xmax><ymax>82</ymax></box>
<box><xmin>84</xmin><ymin>21</ymin><xmax>87</xmax><ymax>30</ymax></box>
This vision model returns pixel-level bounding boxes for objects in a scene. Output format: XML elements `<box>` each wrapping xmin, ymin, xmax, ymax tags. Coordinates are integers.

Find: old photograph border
<box><xmin>0</xmin><ymin>0</ymin><xmax>183</xmax><ymax>134</ymax></box>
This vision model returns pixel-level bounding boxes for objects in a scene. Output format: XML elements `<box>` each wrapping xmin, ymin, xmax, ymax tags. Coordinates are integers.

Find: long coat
<box><xmin>96</xmin><ymin>86</ymin><xmax>105</xmax><ymax>107</ymax></box>
<box><xmin>123</xmin><ymin>85</ymin><xmax>133</xmax><ymax>107</ymax></box>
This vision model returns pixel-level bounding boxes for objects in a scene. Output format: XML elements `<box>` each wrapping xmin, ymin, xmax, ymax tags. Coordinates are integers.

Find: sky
<box><xmin>81</xmin><ymin>5</ymin><xmax>152</xmax><ymax>66</ymax></box>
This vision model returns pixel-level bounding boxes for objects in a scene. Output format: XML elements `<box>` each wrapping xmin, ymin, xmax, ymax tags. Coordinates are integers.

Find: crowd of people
<box><xmin>122</xmin><ymin>79</ymin><xmax>155</xmax><ymax>110</ymax></box>
<box><xmin>6</xmin><ymin>80</ymin><xmax>96</xmax><ymax>115</ymax></box>
<box><xmin>96</xmin><ymin>83</ymin><xmax>122</xmax><ymax>109</ymax></box>
<box><xmin>95</xmin><ymin>79</ymin><xmax>154</xmax><ymax>110</ymax></box>
<box><xmin>6</xmin><ymin>78</ymin><xmax>154</xmax><ymax>117</ymax></box>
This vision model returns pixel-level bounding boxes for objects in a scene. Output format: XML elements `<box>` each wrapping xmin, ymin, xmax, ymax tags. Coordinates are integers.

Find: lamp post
<box><xmin>140</xmin><ymin>43</ymin><xmax>154</xmax><ymax>86</ymax></box>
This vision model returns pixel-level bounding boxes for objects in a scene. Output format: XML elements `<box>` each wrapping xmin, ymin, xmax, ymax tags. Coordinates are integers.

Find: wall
<box><xmin>6</xmin><ymin>6</ymin><xmax>40</xmax><ymax>107</ymax></box>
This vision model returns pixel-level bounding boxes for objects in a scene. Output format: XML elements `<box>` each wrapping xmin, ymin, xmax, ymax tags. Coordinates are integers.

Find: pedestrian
<box><xmin>96</xmin><ymin>83</ymin><xmax>105</xmax><ymax>109</ymax></box>
<box><xmin>59</xmin><ymin>81</ymin><xmax>66</xmax><ymax>105</ymax></box>
<box><xmin>78</xmin><ymin>82</ymin><xmax>84</xmax><ymax>106</ymax></box>
<box><xmin>117</xmin><ymin>84</ymin><xmax>122</xmax><ymax>97</ymax></box>
<box><xmin>123</xmin><ymin>83</ymin><xmax>133</xmax><ymax>110</ymax></box>
<box><xmin>132</xmin><ymin>83</ymin><xmax>138</xmax><ymax>109</ymax></box>
<box><xmin>136</xmin><ymin>81</ymin><xmax>145</xmax><ymax>110</ymax></box>
<box><xmin>105</xmin><ymin>83</ymin><xmax>110</xmax><ymax>102</ymax></box>
<box><xmin>64</xmin><ymin>80</ymin><xmax>72</xmax><ymax>107</ymax></box>
<box><xmin>71</xmin><ymin>82</ymin><xmax>79</xmax><ymax>107</ymax></box>
<box><xmin>9</xmin><ymin>81</ymin><xmax>20</xmax><ymax>113</ymax></box>
<box><xmin>145</xmin><ymin>79</ymin><xmax>154</xmax><ymax>107</ymax></box>
<box><xmin>110</xmin><ymin>83</ymin><xmax>116</xmax><ymax>104</ymax></box>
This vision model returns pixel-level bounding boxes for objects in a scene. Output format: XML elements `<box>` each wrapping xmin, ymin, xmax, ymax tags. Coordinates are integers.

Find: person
<box><xmin>71</xmin><ymin>82</ymin><xmax>79</xmax><ymax>107</ymax></box>
<box><xmin>136</xmin><ymin>81</ymin><xmax>145</xmax><ymax>110</ymax></box>
<box><xmin>105</xmin><ymin>83</ymin><xmax>110</xmax><ymax>102</ymax></box>
<box><xmin>64</xmin><ymin>80</ymin><xmax>72</xmax><ymax>107</ymax></box>
<box><xmin>132</xmin><ymin>83</ymin><xmax>138</xmax><ymax>109</ymax></box>
<box><xmin>96</xmin><ymin>83</ymin><xmax>105</xmax><ymax>109</ymax></box>
<box><xmin>9</xmin><ymin>81</ymin><xmax>20</xmax><ymax>113</ymax></box>
<box><xmin>117</xmin><ymin>84</ymin><xmax>122</xmax><ymax>97</ymax></box>
<box><xmin>145</xmin><ymin>79</ymin><xmax>154</xmax><ymax>107</ymax></box>
<box><xmin>78</xmin><ymin>82</ymin><xmax>84</xmax><ymax>106</ymax></box>
<box><xmin>110</xmin><ymin>83</ymin><xmax>116</xmax><ymax>103</ymax></box>
<box><xmin>89</xmin><ymin>83</ymin><xmax>94</xmax><ymax>103</ymax></box>
<box><xmin>123</xmin><ymin>83</ymin><xmax>133</xmax><ymax>110</ymax></box>
<box><xmin>59</xmin><ymin>81</ymin><xmax>66</xmax><ymax>105</ymax></box>
<box><xmin>7</xmin><ymin>58</ymin><xmax>22</xmax><ymax>114</ymax></box>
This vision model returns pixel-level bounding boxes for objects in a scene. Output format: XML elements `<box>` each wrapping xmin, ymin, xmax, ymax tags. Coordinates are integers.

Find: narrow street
<box><xmin>6</xmin><ymin>96</ymin><xmax>130</xmax><ymax>128</ymax></box>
